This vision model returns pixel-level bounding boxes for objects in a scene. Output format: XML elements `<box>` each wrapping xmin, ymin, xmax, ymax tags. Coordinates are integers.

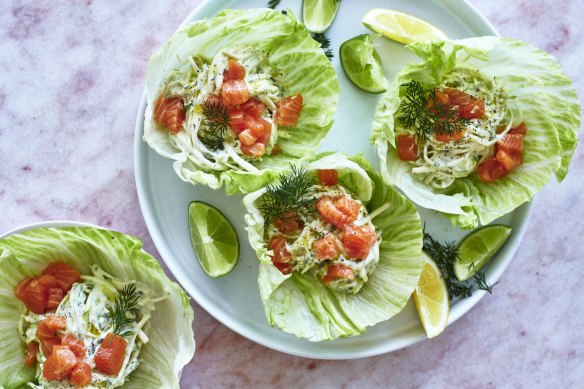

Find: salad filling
<box><xmin>395</xmin><ymin>68</ymin><xmax>526</xmax><ymax>188</ymax></box>
<box><xmin>15</xmin><ymin>262</ymin><xmax>160</xmax><ymax>388</ymax></box>
<box><xmin>261</xmin><ymin>167</ymin><xmax>382</xmax><ymax>294</ymax></box>
<box><xmin>153</xmin><ymin>46</ymin><xmax>303</xmax><ymax>169</ymax></box>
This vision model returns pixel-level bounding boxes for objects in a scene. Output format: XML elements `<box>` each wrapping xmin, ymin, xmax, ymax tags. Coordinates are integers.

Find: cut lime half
<box><xmin>340</xmin><ymin>34</ymin><xmax>388</xmax><ymax>93</ymax></box>
<box><xmin>188</xmin><ymin>201</ymin><xmax>239</xmax><ymax>278</ymax></box>
<box><xmin>302</xmin><ymin>0</ymin><xmax>341</xmax><ymax>33</ymax></box>
<box><xmin>362</xmin><ymin>8</ymin><xmax>447</xmax><ymax>44</ymax></box>
<box><xmin>454</xmin><ymin>225</ymin><xmax>512</xmax><ymax>281</ymax></box>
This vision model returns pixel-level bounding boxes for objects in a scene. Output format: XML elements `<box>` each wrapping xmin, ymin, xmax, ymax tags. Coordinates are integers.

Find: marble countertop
<box><xmin>1</xmin><ymin>0</ymin><xmax>582</xmax><ymax>387</ymax></box>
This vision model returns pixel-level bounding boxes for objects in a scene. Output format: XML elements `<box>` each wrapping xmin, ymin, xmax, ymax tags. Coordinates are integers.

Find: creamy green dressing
<box><xmin>266</xmin><ymin>184</ymin><xmax>381</xmax><ymax>294</ymax></box>
<box><xmin>161</xmin><ymin>45</ymin><xmax>285</xmax><ymax>173</ymax></box>
<box><xmin>19</xmin><ymin>266</ymin><xmax>161</xmax><ymax>388</ymax></box>
<box><xmin>402</xmin><ymin>67</ymin><xmax>515</xmax><ymax>188</ymax></box>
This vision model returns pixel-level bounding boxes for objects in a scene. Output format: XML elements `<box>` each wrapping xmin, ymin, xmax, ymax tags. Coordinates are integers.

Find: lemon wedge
<box><xmin>413</xmin><ymin>252</ymin><xmax>450</xmax><ymax>338</ymax></box>
<box><xmin>362</xmin><ymin>8</ymin><xmax>447</xmax><ymax>44</ymax></box>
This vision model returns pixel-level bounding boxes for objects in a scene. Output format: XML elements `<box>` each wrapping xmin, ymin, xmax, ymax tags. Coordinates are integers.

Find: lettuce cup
<box><xmin>0</xmin><ymin>226</ymin><xmax>195</xmax><ymax>388</ymax></box>
<box><xmin>371</xmin><ymin>37</ymin><xmax>580</xmax><ymax>229</ymax></box>
<box><xmin>144</xmin><ymin>9</ymin><xmax>339</xmax><ymax>194</ymax></box>
<box><xmin>243</xmin><ymin>154</ymin><xmax>424</xmax><ymax>341</ymax></box>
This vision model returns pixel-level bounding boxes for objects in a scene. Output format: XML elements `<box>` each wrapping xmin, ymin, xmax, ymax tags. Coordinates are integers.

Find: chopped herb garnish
<box><xmin>312</xmin><ymin>32</ymin><xmax>334</xmax><ymax>61</ymax></box>
<box><xmin>108</xmin><ymin>283</ymin><xmax>141</xmax><ymax>338</ymax></box>
<box><xmin>259</xmin><ymin>164</ymin><xmax>316</xmax><ymax>227</ymax></box>
<box><xmin>399</xmin><ymin>81</ymin><xmax>469</xmax><ymax>140</ymax></box>
<box><xmin>423</xmin><ymin>231</ymin><xmax>497</xmax><ymax>300</ymax></box>
<box><xmin>199</xmin><ymin>99</ymin><xmax>231</xmax><ymax>151</ymax></box>
<box><xmin>267</xmin><ymin>0</ymin><xmax>281</xmax><ymax>9</ymax></box>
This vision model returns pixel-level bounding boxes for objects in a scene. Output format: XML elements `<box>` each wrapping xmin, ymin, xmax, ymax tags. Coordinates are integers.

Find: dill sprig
<box><xmin>472</xmin><ymin>266</ymin><xmax>499</xmax><ymax>294</ymax></box>
<box><xmin>259</xmin><ymin>164</ymin><xmax>316</xmax><ymax>227</ymax></box>
<box><xmin>199</xmin><ymin>100</ymin><xmax>231</xmax><ymax>151</ymax></box>
<box><xmin>108</xmin><ymin>283</ymin><xmax>141</xmax><ymax>338</ymax></box>
<box><xmin>423</xmin><ymin>232</ymin><xmax>496</xmax><ymax>300</ymax></box>
<box><xmin>312</xmin><ymin>32</ymin><xmax>334</xmax><ymax>61</ymax></box>
<box><xmin>267</xmin><ymin>0</ymin><xmax>281</xmax><ymax>9</ymax></box>
<box><xmin>399</xmin><ymin>81</ymin><xmax>469</xmax><ymax>141</ymax></box>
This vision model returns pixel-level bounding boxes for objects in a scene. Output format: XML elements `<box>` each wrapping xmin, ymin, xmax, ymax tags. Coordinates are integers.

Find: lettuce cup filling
<box><xmin>371</xmin><ymin>37</ymin><xmax>580</xmax><ymax>229</ymax></box>
<box><xmin>244</xmin><ymin>154</ymin><xmax>424</xmax><ymax>341</ymax></box>
<box><xmin>0</xmin><ymin>227</ymin><xmax>195</xmax><ymax>389</ymax></box>
<box><xmin>144</xmin><ymin>9</ymin><xmax>339</xmax><ymax>194</ymax></box>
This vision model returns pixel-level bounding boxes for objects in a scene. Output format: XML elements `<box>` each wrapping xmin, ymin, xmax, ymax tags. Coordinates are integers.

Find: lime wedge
<box><xmin>362</xmin><ymin>8</ymin><xmax>447</xmax><ymax>44</ymax></box>
<box><xmin>454</xmin><ymin>225</ymin><xmax>512</xmax><ymax>281</ymax></box>
<box><xmin>188</xmin><ymin>201</ymin><xmax>239</xmax><ymax>278</ymax></box>
<box><xmin>340</xmin><ymin>34</ymin><xmax>388</xmax><ymax>94</ymax></box>
<box><xmin>302</xmin><ymin>0</ymin><xmax>341</xmax><ymax>33</ymax></box>
<box><xmin>413</xmin><ymin>252</ymin><xmax>449</xmax><ymax>338</ymax></box>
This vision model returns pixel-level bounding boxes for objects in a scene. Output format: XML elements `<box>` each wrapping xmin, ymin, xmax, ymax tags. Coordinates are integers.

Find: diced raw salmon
<box><xmin>317</xmin><ymin>169</ymin><xmax>338</xmax><ymax>186</ymax></box>
<box><xmin>224</xmin><ymin>59</ymin><xmax>246</xmax><ymax>81</ymax></box>
<box><xmin>274</xmin><ymin>94</ymin><xmax>303</xmax><ymax>127</ymax></box>
<box><xmin>60</xmin><ymin>334</ymin><xmax>86</xmax><ymax>360</ymax></box>
<box><xmin>24</xmin><ymin>342</ymin><xmax>39</xmax><ymax>367</ymax></box>
<box><xmin>257</xmin><ymin>119</ymin><xmax>272</xmax><ymax>145</ymax></box>
<box><xmin>40</xmin><ymin>337</ymin><xmax>60</xmax><ymax>357</ymax></box>
<box><xmin>68</xmin><ymin>361</ymin><xmax>92</xmax><ymax>387</ymax></box>
<box><xmin>46</xmin><ymin>288</ymin><xmax>64</xmax><ymax>310</ymax></box>
<box><xmin>273</xmin><ymin>211</ymin><xmax>302</xmax><ymax>234</ymax></box>
<box><xmin>396</xmin><ymin>134</ymin><xmax>418</xmax><ymax>161</ymax></box>
<box><xmin>341</xmin><ymin>224</ymin><xmax>377</xmax><ymax>260</ymax></box>
<box><xmin>313</xmin><ymin>235</ymin><xmax>342</xmax><ymax>261</ymax></box>
<box><xmin>509</xmin><ymin>122</ymin><xmax>527</xmax><ymax>135</ymax></box>
<box><xmin>497</xmin><ymin>133</ymin><xmax>524</xmax><ymax>154</ymax></box>
<box><xmin>239</xmin><ymin>129</ymin><xmax>258</xmax><ymax>146</ymax></box>
<box><xmin>37</xmin><ymin>321</ymin><xmax>54</xmax><ymax>340</ymax></box>
<box><xmin>153</xmin><ymin>96</ymin><xmax>185</xmax><ymax>134</ymax></box>
<box><xmin>42</xmin><ymin>262</ymin><xmax>81</xmax><ymax>293</ymax></box>
<box><xmin>19</xmin><ymin>278</ymin><xmax>47</xmax><ymax>314</ymax></box>
<box><xmin>240</xmin><ymin>142</ymin><xmax>266</xmax><ymax>158</ymax></box>
<box><xmin>15</xmin><ymin>277</ymin><xmax>32</xmax><ymax>300</ymax></box>
<box><xmin>94</xmin><ymin>333</ymin><xmax>127</xmax><ymax>376</ymax></box>
<box><xmin>267</xmin><ymin>236</ymin><xmax>291</xmax><ymax>264</ymax></box>
<box><xmin>322</xmin><ymin>264</ymin><xmax>354</xmax><ymax>285</ymax></box>
<box><xmin>315</xmin><ymin>196</ymin><xmax>360</xmax><ymax>229</ymax></box>
<box><xmin>477</xmin><ymin>157</ymin><xmax>508</xmax><ymax>183</ymax></box>
<box><xmin>442</xmin><ymin>87</ymin><xmax>485</xmax><ymax>119</ymax></box>
<box><xmin>45</xmin><ymin>316</ymin><xmax>67</xmax><ymax>332</ymax></box>
<box><xmin>221</xmin><ymin>80</ymin><xmax>250</xmax><ymax>106</ymax></box>
<box><xmin>434</xmin><ymin>130</ymin><xmax>465</xmax><ymax>142</ymax></box>
<box><xmin>496</xmin><ymin>148</ymin><xmax>522</xmax><ymax>171</ymax></box>
<box><xmin>43</xmin><ymin>345</ymin><xmax>77</xmax><ymax>381</ymax></box>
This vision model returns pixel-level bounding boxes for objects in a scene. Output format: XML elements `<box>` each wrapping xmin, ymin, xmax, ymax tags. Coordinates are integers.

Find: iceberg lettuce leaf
<box><xmin>144</xmin><ymin>9</ymin><xmax>339</xmax><ymax>194</ymax></box>
<box><xmin>371</xmin><ymin>37</ymin><xmax>580</xmax><ymax>228</ymax></box>
<box><xmin>244</xmin><ymin>154</ymin><xmax>423</xmax><ymax>341</ymax></box>
<box><xmin>0</xmin><ymin>227</ymin><xmax>195</xmax><ymax>388</ymax></box>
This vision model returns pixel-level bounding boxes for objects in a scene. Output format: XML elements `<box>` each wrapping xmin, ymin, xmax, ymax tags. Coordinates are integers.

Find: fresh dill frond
<box><xmin>259</xmin><ymin>164</ymin><xmax>316</xmax><ymax>227</ymax></box>
<box><xmin>108</xmin><ymin>283</ymin><xmax>142</xmax><ymax>338</ymax></box>
<box><xmin>199</xmin><ymin>100</ymin><xmax>231</xmax><ymax>151</ymax></box>
<box><xmin>473</xmin><ymin>268</ymin><xmax>498</xmax><ymax>294</ymax></box>
<box><xmin>312</xmin><ymin>33</ymin><xmax>331</xmax><ymax>49</ymax></box>
<box><xmin>423</xmin><ymin>231</ymin><xmax>497</xmax><ymax>300</ymax></box>
<box><xmin>267</xmin><ymin>0</ymin><xmax>281</xmax><ymax>9</ymax></box>
<box><xmin>399</xmin><ymin>81</ymin><xmax>469</xmax><ymax>140</ymax></box>
<box><xmin>312</xmin><ymin>32</ymin><xmax>334</xmax><ymax>61</ymax></box>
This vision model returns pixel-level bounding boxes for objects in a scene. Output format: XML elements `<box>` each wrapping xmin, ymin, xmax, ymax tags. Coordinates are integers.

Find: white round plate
<box><xmin>134</xmin><ymin>0</ymin><xmax>532</xmax><ymax>359</ymax></box>
<box><xmin>0</xmin><ymin>220</ymin><xmax>98</xmax><ymax>239</ymax></box>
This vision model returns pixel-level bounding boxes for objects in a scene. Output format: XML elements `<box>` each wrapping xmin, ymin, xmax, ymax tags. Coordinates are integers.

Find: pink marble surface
<box><xmin>1</xmin><ymin>0</ymin><xmax>583</xmax><ymax>387</ymax></box>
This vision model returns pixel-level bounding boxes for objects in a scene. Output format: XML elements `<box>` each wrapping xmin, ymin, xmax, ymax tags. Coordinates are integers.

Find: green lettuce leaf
<box><xmin>371</xmin><ymin>37</ymin><xmax>580</xmax><ymax>229</ymax></box>
<box><xmin>243</xmin><ymin>153</ymin><xmax>423</xmax><ymax>341</ymax></box>
<box><xmin>144</xmin><ymin>8</ymin><xmax>339</xmax><ymax>194</ymax></box>
<box><xmin>0</xmin><ymin>227</ymin><xmax>195</xmax><ymax>388</ymax></box>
